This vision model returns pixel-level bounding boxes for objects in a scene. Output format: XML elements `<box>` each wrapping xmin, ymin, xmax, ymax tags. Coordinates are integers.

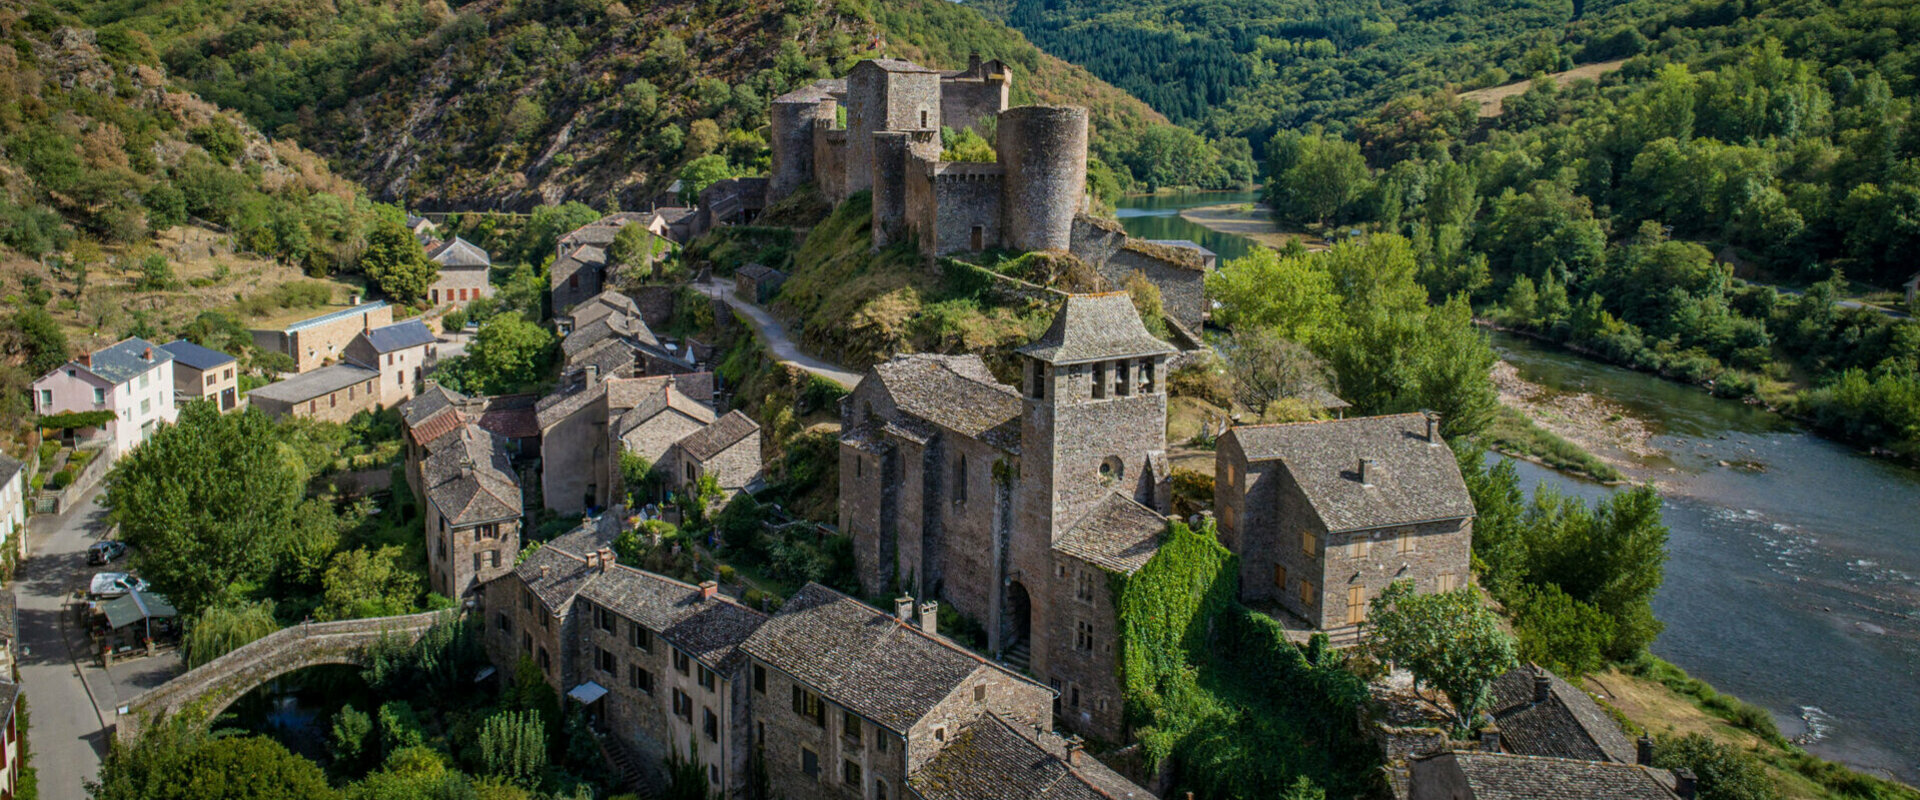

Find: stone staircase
<box><xmin>1001</xmin><ymin>639</ymin><xmax>1032</xmax><ymax>672</ymax></box>
<box><xmin>599</xmin><ymin>732</ymin><xmax>667</xmax><ymax>799</ymax></box>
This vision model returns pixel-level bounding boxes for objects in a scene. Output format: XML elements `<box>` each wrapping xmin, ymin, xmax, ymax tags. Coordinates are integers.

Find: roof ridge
<box><xmin>1233</xmin><ymin>411</ymin><xmax>1429</xmax><ymax>432</ymax></box>
<box><xmin>808</xmin><ymin>583</ymin><xmax>1051</xmax><ymax>692</ymax></box>
<box><xmin>604</xmin><ymin>562</ymin><xmax>765</xmax><ymax>617</ymax></box>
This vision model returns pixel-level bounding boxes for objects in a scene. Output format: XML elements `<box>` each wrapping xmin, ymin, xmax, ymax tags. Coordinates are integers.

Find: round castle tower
<box><xmin>769</xmin><ymin>91</ymin><xmax>837</xmax><ymax>204</ymax></box>
<box><xmin>996</xmin><ymin>105</ymin><xmax>1089</xmax><ymax>253</ymax></box>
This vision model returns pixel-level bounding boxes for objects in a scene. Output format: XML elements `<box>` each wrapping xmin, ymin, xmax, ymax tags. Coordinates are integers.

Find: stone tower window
<box><xmin>1115</xmin><ymin>361</ymin><xmax>1131</xmax><ymax>396</ymax></box>
<box><xmin>920</xmin><ymin>110</ymin><xmax>930</xmax><ymax>128</ymax></box>
<box><xmin>1099</xmin><ymin>456</ymin><xmax>1124</xmax><ymax>482</ymax></box>
<box><xmin>1142</xmin><ymin>359</ymin><xmax>1156</xmax><ymax>393</ymax></box>
<box><xmin>1091</xmin><ymin>362</ymin><xmax>1106</xmax><ymax>399</ymax></box>
<box><xmin>954</xmin><ymin>454</ymin><xmax>968</xmax><ymax>503</ymax></box>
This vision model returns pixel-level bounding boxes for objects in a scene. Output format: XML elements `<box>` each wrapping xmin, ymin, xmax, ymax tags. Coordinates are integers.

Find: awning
<box><xmin>474</xmin><ymin>665</ymin><xmax>497</xmax><ymax>684</ymax></box>
<box><xmin>100</xmin><ymin>591</ymin><xmax>178</xmax><ymax>629</ymax></box>
<box><xmin>568</xmin><ymin>681</ymin><xmax>609</xmax><ymax>704</ymax></box>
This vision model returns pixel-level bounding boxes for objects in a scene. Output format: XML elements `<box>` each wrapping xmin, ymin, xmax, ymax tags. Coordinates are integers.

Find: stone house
<box><xmin>558</xmin><ymin>290</ymin><xmax>642</xmax><ymax>337</ymax></box>
<box><xmin>611</xmin><ymin>379</ymin><xmax>716</xmax><ymax>500</ymax></box>
<box><xmin>1214</xmin><ymin>413</ymin><xmax>1474</xmax><ymax>641</ymax></box>
<box><xmin>739</xmin><ymin>583</ymin><xmax>1056</xmax><ymax>800</ymax></box>
<box><xmin>245</xmin><ymin>364</ymin><xmax>381</xmax><ymax>422</ymax></box>
<box><xmin>571</xmin><ymin>567</ymin><xmax>765</xmax><ymax>794</ymax></box>
<box><xmin>733</xmin><ymin>264</ymin><xmax>787</xmax><ymax>305</ymax></box>
<box><xmin>837</xmin><ymin>293</ymin><xmax>1176</xmax><ymax>742</ymax></box>
<box><xmin>0</xmin><ymin>455</ymin><xmax>24</xmax><ymax>561</ymax></box>
<box><xmin>342</xmin><ymin>319</ymin><xmax>437</xmax><ymax>407</ymax></box>
<box><xmin>251</xmin><ymin>301</ymin><xmax>392</xmax><ymax>374</ymax></box>
<box><xmin>909</xmin><ymin>711</ymin><xmax>1150</xmax><ymax>800</ymax></box>
<box><xmin>425</xmin><ymin>237</ymin><xmax>493</xmax><ymax>307</ymax></box>
<box><xmin>1485</xmin><ymin>664</ymin><xmax>1640</xmax><ymax>763</ymax></box>
<box><xmin>550</xmin><ymin>215</ymin><xmax>672</xmax><ymax>313</ymax></box>
<box><xmin>406</xmin><ymin>213</ymin><xmax>438</xmax><ymax>244</ymax></box>
<box><xmin>537</xmin><ymin>372</ymin><xmax>715</xmax><ymax>515</ymax></box>
<box><xmin>483</xmin><ymin>530</ymin><xmax>616</xmax><ymax>693</ymax></box>
<box><xmin>1408</xmin><ymin>751</ymin><xmax>1689</xmax><ymax>800</ymax></box>
<box><xmin>400</xmin><ymin>384</ymin><xmax>541</xmax><ymax>499</ymax></box>
<box><xmin>662</xmin><ymin>411</ymin><xmax>762</xmax><ymax>504</ymax></box>
<box><xmin>31</xmin><ymin>337</ymin><xmax>178</xmax><ymax>460</ymax></box>
<box><xmin>158</xmin><ymin>340</ymin><xmax>239</xmax><ymax>412</ymax></box>
<box><xmin>422</xmin><ymin>424</ymin><xmax>522</xmax><ymax>600</ymax></box>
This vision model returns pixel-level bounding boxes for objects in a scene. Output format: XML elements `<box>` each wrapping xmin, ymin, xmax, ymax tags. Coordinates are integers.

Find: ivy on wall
<box><xmin>1114</xmin><ymin>519</ymin><xmax>1381</xmax><ymax>799</ymax></box>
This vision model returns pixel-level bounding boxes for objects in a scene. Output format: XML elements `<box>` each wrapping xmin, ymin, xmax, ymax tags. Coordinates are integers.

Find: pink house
<box><xmin>31</xmin><ymin>337</ymin><xmax>179</xmax><ymax>461</ymax></box>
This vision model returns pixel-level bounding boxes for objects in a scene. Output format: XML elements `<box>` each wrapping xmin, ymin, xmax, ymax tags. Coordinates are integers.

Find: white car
<box><xmin>89</xmin><ymin>572</ymin><xmax>149</xmax><ymax>598</ymax></box>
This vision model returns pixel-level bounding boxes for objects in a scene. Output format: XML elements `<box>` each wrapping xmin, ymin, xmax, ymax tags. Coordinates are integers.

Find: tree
<box><xmin>464</xmin><ymin>313</ymin><xmax>553</xmax><ymax>393</ymax></box>
<box><xmin>181</xmin><ymin>601</ymin><xmax>279</xmax><ymax>668</ymax></box>
<box><xmin>606</xmin><ymin>223</ymin><xmax>664</xmax><ymax>271</ymax></box>
<box><xmin>318</xmin><ymin>546</ymin><xmax>421</xmax><ymax>620</ymax></box>
<box><xmin>1509</xmin><ymin>583</ymin><xmax>1615</xmax><ymax>678</ymax></box>
<box><xmin>1271</xmin><ymin>130</ymin><xmax>1371</xmax><ymax>225</ymax></box>
<box><xmin>359</xmin><ymin>217</ymin><xmax>438</xmax><ymax>304</ymax></box>
<box><xmin>1205</xmin><ymin>247</ymin><xmax>1339</xmax><ymax>340</ymax></box>
<box><xmin>8</xmin><ymin>307</ymin><xmax>70</xmax><ymax>375</ymax></box>
<box><xmin>678</xmin><ymin>155</ymin><xmax>734</xmax><ymax>204</ymax></box>
<box><xmin>329</xmin><ymin>704</ymin><xmax>375</xmax><ymax>773</ymax></box>
<box><xmin>1224</xmin><ymin>327</ymin><xmax>1332</xmax><ymax>417</ymax></box>
<box><xmin>1366</xmin><ymin>580</ymin><xmax>1518</xmax><ymax>728</ymax></box>
<box><xmin>1653</xmin><ymin>734</ymin><xmax>1777</xmax><ymax>800</ymax></box>
<box><xmin>477</xmin><ymin>710</ymin><xmax>547</xmax><ymax>786</ymax></box>
<box><xmin>90</xmin><ymin>720</ymin><xmax>339</xmax><ymax>800</ymax></box>
<box><xmin>135</xmin><ymin>253</ymin><xmax>175</xmax><ymax>291</ymax></box>
<box><xmin>103</xmin><ymin>403</ymin><xmax>332</xmax><ymax>617</ymax></box>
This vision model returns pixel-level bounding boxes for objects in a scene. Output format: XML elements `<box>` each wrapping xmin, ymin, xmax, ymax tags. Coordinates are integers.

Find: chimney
<box><xmin>1358</xmin><ymin>458</ymin><xmax>1374</xmax><ymax>486</ymax></box>
<box><xmin>79</xmin><ymin>351</ymin><xmax>92</xmax><ymax>368</ymax></box>
<box><xmin>142</xmin><ymin>346</ymin><xmax>153</xmax><ymax>361</ymax></box>
<box><xmin>586</xmin><ymin>364</ymin><xmax>600</xmax><ymax>385</ymax></box>
<box><xmin>584</xmin><ymin>550</ymin><xmax>600</xmax><ymax>569</ymax></box>
<box><xmin>894</xmin><ymin>595</ymin><xmax>914</xmax><ymax>622</ymax></box>
<box><xmin>918</xmin><ymin>601</ymin><xmax>938</xmax><ymax>636</ymax></box>
<box><xmin>1063</xmin><ymin>735</ymin><xmax>1084</xmax><ymax>766</ymax></box>
<box><xmin>1637</xmin><ymin>735</ymin><xmax>1654</xmax><ymax>766</ymax></box>
<box><xmin>1533</xmin><ymin>668</ymin><xmax>1552</xmax><ymax>704</ymax></box>
<box><xmin>698</xmin><ymin>580</ymin><xmax>718</xmax><ymax>600</ymax></box>
<box><xmin>968</xmin><ymin>51</ymin><xmax>982</xmax><ymax>72</ymax></box>
<box><xmin>1425</xmin><ymin>411</ymin><xmax>1440</xmax><ymax>443</ymax></box>
<box><xmin>597</xmin><ymin>546</ymin><xmax>615</xmax><ymax>572</ymax></box>
<box><xmin>1479</xmin><ymin>719</ymin><xmax>1502</xmax><ymax>753</ymax></box>
<box><xmin>539</xmin><ymin>564</ymin><xmax>551</xmax><ymax>579</ymax></box>
<box><xmin>1672</xmin><ymin>768</ymin><xmax>1697</xmax><ymax>800</ymax></box>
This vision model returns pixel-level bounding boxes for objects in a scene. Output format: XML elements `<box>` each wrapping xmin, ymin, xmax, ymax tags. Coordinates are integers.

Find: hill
<box><xmin>74</xmin><ymin>0</ymin><xmax>1211</xmax><ymax>210</ymax></box>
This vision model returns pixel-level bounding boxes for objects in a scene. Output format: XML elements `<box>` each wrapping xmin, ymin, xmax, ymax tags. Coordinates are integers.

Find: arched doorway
<box><xmin>1003</xmin><ymin>581</ymin><xmax>1032</xmax><ymax>670</ymax></box>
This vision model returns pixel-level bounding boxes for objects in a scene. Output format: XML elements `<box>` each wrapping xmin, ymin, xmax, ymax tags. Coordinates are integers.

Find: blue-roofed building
<box><xmin>249</xmin><ymin>300</ymin><xmax>393</xmax><ymax>373</ymax></box>
<box><xmin>31</xmin><ymin>337</ymin><xmax>178</xmax><ymax>460</ymax></box>
<box><xmin>343</xmin><ymin>319</ymin><xmax>441</xmax><ymax>408</ymax></box>
<box><xmin>158</xmin><ymin>340</ymin><xmax>240</xmax><ymax>411</ymax></box>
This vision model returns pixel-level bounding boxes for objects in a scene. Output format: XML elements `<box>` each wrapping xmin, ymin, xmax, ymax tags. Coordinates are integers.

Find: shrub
<box><xmin>1509</xmin><ymin>583</ymin><xmax>1614</xmax><ymax>677</ymax></box>
<box><xmin>48</xmin><ymin>470</ymin><xmax>73</xmax><ymax>490</ymax></box>
<box><xmin>1652</xmin><ymin>733</ymin><xmax>1777</xmax><ymax>800</ymax></box>
<box><xmin>1168</xmin><ymin>358</ymin><xmax>1233</xmax><ymax>407</ymax></box>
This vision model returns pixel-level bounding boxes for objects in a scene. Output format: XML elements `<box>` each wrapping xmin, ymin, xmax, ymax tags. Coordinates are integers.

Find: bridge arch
<box><xmin>115</xmin><ymin>611</ymin><xmax>450</xmax><ymax>742</ymax></box>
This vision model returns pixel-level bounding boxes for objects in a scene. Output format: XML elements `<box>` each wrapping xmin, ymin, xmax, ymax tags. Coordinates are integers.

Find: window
<box><xmin>801</xmin><ymin>746</ymin><xmax>820</xmax><ymax>779</ymax></box>
<box><xmin>953</xmin><ymin>454</ymin><xmax>966</xmax><ymax>504</ymax></box>
<box><xmin>495</xmin><ymin>613</ymin><xmax>511</xmax><ymax>632</ymax></box>
<box><xmin>919</xmin><ymin>109</ymin><xmax>929</xmax><ymax>128</ymax></box>
<box><xmin>843</xmin><ymin>711</ymin><xmax>862</xmax><ymax>745</ymax></box>
<box><xmin>629</xmin><ymin>665</ymin><xmax>654</xmax><ymax>695</ymax></box>
<box><xmin>1300</xmin><ymin>580</ymin><xmax>1317</xmax><ymax>607</ymax></box>
<box><xmin>1075</xmin><ymin>620</ymin><xmax>1094</xmax><ymax>653</ymax></box>
<box><xmin>473</xmin><ymin>552</ymin><xmax>482</xmax><ymax>572</ymax></box>
<box><xmin>673</xmin><ymin>648</ymin><xmax>691</xmax><ymax>675</ymax></box>
<box><xmin>205</xmin><ymin>374</ymin><xmax>216</xmax><ymax>387</ymax></box>
<box><xmin>1074</xmin><ymin>570</ymin><xmax>1095</xmax><ymax>603</ymax></box>
<box><xmin>598</xmin><ymin>647</ymin><xmax>617</xmax><ymax>674</ymax></box>
<box><xmin>1069</xmin><ymin>686</ymin><xmax>1080</xmax><ymax>709</ymax></box>
<box><xmin>974</xmin><ymin>684</ymin><xmax>988</xmax><ymax>703</ymax></box>
<box><xmin>224</xmin><ymin>368</ymin><xmax>233</xmax><ymax>379</ymax></box>
<box><xmin>709</xmin><ymin>765</ymin><xmax>719</xmax><ymax>787</ymax></box>
<box><xmin>630</xmin><ymin>623</ymin><xmax>652</xmax><ymax>651</ymax></box>
<box><xmin>569</xmin><ymin>274</ymin><xmax>579</xmax><ymax>289</ymax></box>
<box><xmin>387</xmin><ymin>354</ymin><xmax>394</xmax><ymax>366</ymax></box>
<box><xmin>843</xmin><ymin>759</ymin><xmax>863</xmax><ymax>787</ymax></box>
<box><xmin>934</xmin><ymin>726</ymin><xmax>946</xmax><ymax>741</ymax></box>
<box><xmin>1091</xmin><ymin>362</ymin><xmax>1106</xmax><ymax>399</ymax></box>
<box><xmin>1347</xmin><ymin>586</ymin><xmax>1368</xmax><ymax>625</ymax></box>
<box><xmin>704</xmin><ymin>707</ymin><xmax>719</xmax><ymax>742</ymax></box>
<box><xmin>490</xmin><ymin>550</ymin><xmax>501</xmax><ymax>568</ymax></box>
<box><xmin>141</xmin><ymin>398</ymin><xmax>151</xmax><ymax>415</ymax></box>
<box><xmin>538</xmin><ymin>646</ymin><xmax>551</xmax><ymax>673</ymax></box>
<box><xmin>38</xmin><ymin>389</ymin><xmax>51</xmax><ymax>408</ymax></box>
<box><xmin>94</xmin><ymin>387</ymin><xmax>106</xmax><ymax>403</ymax></box>
<box><xmin>1301</xmin><ymin>530</ymin><xmax>1318</xmax><ymax>558</ymax></box>
<box><xmin>540</xmin><ymin>614</ymin><xmax>550</xmax><ymax>631</ymax></box>
<box><xmin>595</xmin><ymin>604</ymin><xmax>616</xmax><ymax>633</ymax></box>
<box><xmin>139</xmin><ymin>373</ymin><xmax>148</xmax><ymax>389</ymax></box>
<box><xmin>522</xmin><ymin>587</ymin><xmax>533</xmax><ymax>611</ymax></box>
<box><xmin>1438</xmin><ymin>573</ymin><xmax>1458</xmax><ymax>593</ymax></box>
<box><xmin>1114</xmin><ymin>360</ymin><xmax>1130</xmax><ymax>396</ymax></box>
<box><xmin>329</xmin><ymin>393</ymin><xmax>336</xmax><ymax>408</ymax></box>
<box><xmin>1220</xmin><ymin>504</ymin><xmax>1236</xmax><ymax>532</ymax></box>
<box><xmin>1397</xmin><ymin>532</ymin><xmax>1415</xmax><ymax>554</ymax></box>
<box><xmin>1273</xmin><ymin>564</ymin><xmax>1287</xmax><ymax>589</ymax></box>
<box><xmin>753</xmin><ymin>664</ymin><xmax>766</xmax><ymax>694</ymax></box>
<box><xmin>876</xmin><ymin>733</ymin><xmax>889</xmax><ymax>753</ymax></box>
<box><xmin>522</xmin><ymin>632</ymin><xmax>532</xmax><ymax>653</ymax></box>
<box><xmin>699</xmin><ymin>665</ymin><xmax>716</xmax><ymax>692</ymax></box>
<box><xmin>673</xmin><ymin>688</ymin><xmax>693</xmax><ymax>721</ymax></box>
<box><xmin>1142</xmin><ymin>360</ymin><xmax>1155</xmax><ymax>392</ymax></box>
<box><xmin>1351</xmin><ymin>537</ymin><xmax>1372</xmax><ymax>559</ymax></box>
<box><xmin>792</xmin><ymin>686</ymin><xmax>825</xmax><ymax>727</ymax></box>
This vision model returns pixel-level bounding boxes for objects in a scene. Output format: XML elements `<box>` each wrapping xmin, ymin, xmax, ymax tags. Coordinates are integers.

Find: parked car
<box><xmin>86</xmin><ymin>541</ymin><xmax>128</xmax><ymax>565</ymax></box>
<box><xmin>89</xmin><ymin>572</ymin><xmax>148</xmax><ymax>598</ymax></box>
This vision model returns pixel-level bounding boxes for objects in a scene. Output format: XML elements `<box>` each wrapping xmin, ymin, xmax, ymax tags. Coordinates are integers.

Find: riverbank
<box><xmin>1485</xmin><ymin>361</ymin><xmax>1643</xmax><ymax>483</ymax></box>
<box><xmin>1177</xmin><ymin>202</ymin><xmax>1328</xmax><ymax>251</ymax></box>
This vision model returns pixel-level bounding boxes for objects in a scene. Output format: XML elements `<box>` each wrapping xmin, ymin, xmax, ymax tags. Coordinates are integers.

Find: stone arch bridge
<box><xmin>115</xmin><ymin>611</ymin><xmax>450</xmax><ymax>742</ymax></box>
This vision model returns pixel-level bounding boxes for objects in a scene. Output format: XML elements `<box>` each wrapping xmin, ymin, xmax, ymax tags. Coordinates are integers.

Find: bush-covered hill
<box><xmin>71</xmin><ymin>0</ymin><xmax>1215</xmax><ymax>211</ymax></box>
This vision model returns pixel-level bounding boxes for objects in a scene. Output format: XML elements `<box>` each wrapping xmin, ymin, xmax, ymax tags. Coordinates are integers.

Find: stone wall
<box><xmin>839</xmin><ymin>439</ymin><xmax>890</xmax><ymax>596</ymax></box>
<box><xmin>870</xmin><ymin>132</ymin><xmax>911</xmax><ymax>250</ymax></box>
<box><xmin>1068</xmin><ymin>215</ymin><xmax>1128</xmax><ymax>269</ymax></box>
<box><xmin>632</xmin><ymin>285</ymin><xmax>677</xmax><ymax>331</ymax></box>
<box><xmin>429</xmin><ymin>266</ymin><xmax>492</xmax><ymax>307</ymax></box>
<box><xmin>248</xmin><ymin>374</ymin><xmax>382</xmax><ymax>423</ymax></box>
<box><xmin>812</xmin><ymin>125</ymin><xmax>847</xmax><ymax>203</ymax></box>
<box><xmin>903</xmin><ymin>666</ymin><xmax>1052</xmax><ymax>773</ymax></box>
<box><xmin>938</xmin><ymin>68</ymin><xmax>1009</xmax><ymax>133</ymax></box>
<box><xmin>1044</xmin><ymin>551</ymin><xmax>1128</xmax><ymax>742</ymax></box>
<box><xmin>751</xmin><ymin>659</ymin><xmax>911</xmax><ymax>800</ymax></box>
<box><xmin>540</xmin><ymin>393</ymin><xmax>611</xmax><ymax>515</ymax></box>
<box><xmin>997</xmin><ymin>106</ymin><xmax>1089</xmax><ymax>253</ymax></box>
<box><xmin>483</xmin><ymin>572</ymin><xmax>575</xmax><ymax>695</ymax></box>
<box><xmin>427</xmin><ymin>508</ymin><xmax>518</xmax><ymax>600</ymax></box>
<box><xmin>770</xmin><ymin>97</ymin><xmax>835</xmax><ymax>204</ymax></box>
<box><xmin>1315</xmin><ymin>519</ymin><xmax>1472</xmax><ymax>636</ymax></box>
<box><xmin>920</xmin><ymin>164</ymin><xmax>1004</xmax><ymax>257</ymax></box>
<box><xmin>575</xmin><ymin>599</ymin><xmax>742</xmax><ymax>795</ymax></box>
<box><xmin>1100</xmin><ymin>241</ymin><xmax>1209</xmax><ymax>333</ymax></box>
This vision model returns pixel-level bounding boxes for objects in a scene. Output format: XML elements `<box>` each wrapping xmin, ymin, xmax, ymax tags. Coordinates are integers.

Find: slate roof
<box><xmin>554</xmin><ymin>244</ymin><xmax>607</xmax><ymax>274</ymax></box>
<box><xmin>476</xmin><ymin>395</ymin><xmax>541</xmax><ymax>440</ymax></box>
<box><xmin>158</xmin><ymin>340</ymin><xmax>236</xmax><ymax>371</ymax></box>
<box><xmin>78</xmin><ymin>337</ymin><xmax>173</xmax><ymax>385</ymax></box>
<box><xmin>515</xmin><ymin>545</ymin><xmax>598</xmax><ymax>612</ymax></box>
<box><xmin>910</xmin><ymin>713</ymin><xmax>1152</xmax><ymax>800</ymax></box>
<box><xmin>1490</xmin><ymin>664</ymin><xmax>1638</xmax><ymax>764</ymax></box>
<box><xmin>569</xmin><ymin>338</ymin><xmax>638</xmax><ymax>380</ymax></box>
<box><xmin>564</xmin><ymin>313</ymin><xmax>659</xmax><ymax>358</ymax></box>
<box><xmin>616</xmin><ymin>381</ymin><xmax>716</xmax><ymax>437</ymax></box>
<box><xmin>422</xmin><ymin>426</ymin><xmax>521</xmax><ymax>526</ymax></box>
<box><xmin>427</xmin><ymin>236</ymin><xmax>491</xmax><ymax>268</ymax></box>
<box><xmin>866</xmin><ymin>355</ymin><xmax>1022</xmax><ymax>450</ymax></box>
<box><xmin>537</xmin><ymin>373</ymin><xmax>709</xmax><ymax>431</ymax></box>
<box><xmin>280</xmin><ymin>302</ymin><xmax>388</xmax><ymax>334</ymax></box>
<box><xmin>362</xmin><ymin>320</ymin><xmax>436</xmax><ymax>353</ymax></box>
<box><xmin>1421</xmin><ymin>752</ymin><xmax>1679</xmax><ymax>800</ymax></box>
<box><xmin>676</xmin><ymin>411</ymin><xmax>759</xmax><ymax>462</ymax></box>
<box><xmin>569</xmin><ymin>290</ymin><xmax>641</xmax><ymax>329</ymax></box>
<box><xmin>402</xmin><ymin>384</ymin><xmax>467</xmax><ymax>427</ymax></box>
<box><xmin>0</xmin><ymin>453</ymin><xmax>24</xmax><ymax>487</ymax></box>
<box><xmin>1226</xmin><ymin>413</ymin><xmax>1474</xmax><ymax>533</ymax></box>
<box><xmin>742</xmin><ymin>583</ymin><xmax>1036</xmax><ymax>732</ymax></box>
<box><xmin>249</xmin><ymin>364</ymin><xmax>379</xmax><ymax>404</ymax></box>
<box><xmin>0</xmin><ymin>681</ymin><xmax>17</xmax><ymax>730</ymax></box>
<box><xmin>774</xmin><ymin>79</ymin><xmax>845</xmax><ymax>103</ymax></box>
<box><xmin>1018</xmin><ymin>293</ymin><xmax>1177</xmax><ymax>365</ymax></box>
<box><xmin>1053</xmin><ymin>493</ymin><xmax>1166</xmax><ymax>574</ymax></box>
<box><xmin>737</xmin><ymin>263</ymin><xmax>785</xmax><ymax>281</ymax></box>
<box><xmin>863</xmin><ymin>58</ymin><xmax>938</xmax><ymax>74</ymax></box>
<box><xmin>548</xmin><ymin>515</ymin><xmax>621</xmax><ymax>557</ymax></box>
<box><xmin>578</xmin><ymin>565</ymin><xmax>767</xmax><ymax>671</ymax></box>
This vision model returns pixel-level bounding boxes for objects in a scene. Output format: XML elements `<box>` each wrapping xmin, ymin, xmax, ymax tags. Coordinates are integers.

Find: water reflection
<box><xmin>1112</xmin><ymin>190</ymin><xmax>1264</xmax><ymax>262</ymax></box>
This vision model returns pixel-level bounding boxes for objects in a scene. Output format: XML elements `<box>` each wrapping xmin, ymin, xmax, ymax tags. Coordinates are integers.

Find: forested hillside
<box><xmin>69</xmin><ymin>0</ymin><xmax>1220</xmax><ymax>210</ymax></box>
<box><xmin>1246</xmin><ymin>0</ymin><xmax>1920</xmax><ymax>459</ymax></box>
<box><xmin>978</xmin><ymin>0</ymin><xmax>1685</xmax><ymax>152</ymax></box>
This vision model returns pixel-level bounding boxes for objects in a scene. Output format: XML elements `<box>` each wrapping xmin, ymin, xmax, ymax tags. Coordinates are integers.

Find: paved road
<box><xmin>18</xmin><ymin>490</ymin><xmax>113</xmax><ymax>800</ymax></box>
<box><xmin>694</xmin><ymin>279</ymin><xmax>862</xmax><ymax>389</ymax></box>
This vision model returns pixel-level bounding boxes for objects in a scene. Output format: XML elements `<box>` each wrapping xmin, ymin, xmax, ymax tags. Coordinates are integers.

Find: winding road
<box><xmin>693</xmin><ymin>278</ymin><xmax>862</xmax><ymax>389</ymax></box>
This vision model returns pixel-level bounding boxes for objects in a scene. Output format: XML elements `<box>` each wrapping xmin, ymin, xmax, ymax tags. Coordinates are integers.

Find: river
<box><xmin>1115</xmin><ymin>191</ymin><xmax>1920</xmax><ymax>784</ymax></box>
<box><xmin>1112</xmin><ymin>189</ymin><xmax>1263</xmax><ymax>263</ymax></box>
